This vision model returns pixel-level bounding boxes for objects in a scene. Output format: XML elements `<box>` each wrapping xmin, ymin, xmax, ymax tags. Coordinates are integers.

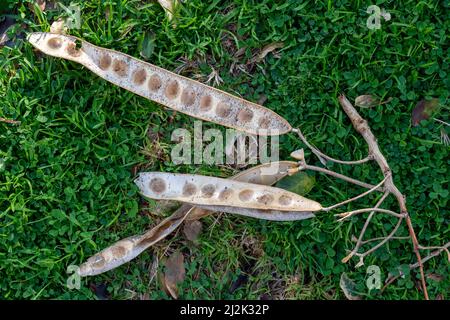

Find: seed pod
<box><xmin>196</xmin><ymin>205</ymin><xmax>314</xmax><ymax>221</ymax></box>
<box><xmin>134</xmin><ymin>172</ymin><xmax>322</xmax><ymax>212</ymax></box>
<box><xmin>79</xmin><ymin>162</ymin><xmax>308</xmax><ymax>276</ymax></box>
<box><xmin>186</xmin><ymin>161</ymin><xmax>299</xmax><ymax>220</ymax></box>
<box><xmin>27</xmin><ymin>32</ymin><xmax>291</xmax><ymax>136</ymax></box>
<box><xmin>78</xmin><ymin>235</ymin><xmax>143</xmax><ymax>277</ymax></box>
<box><xmin>78</xmin><ymin>204</ymin><xmax>192</xmax><ymax>277</ymax></box>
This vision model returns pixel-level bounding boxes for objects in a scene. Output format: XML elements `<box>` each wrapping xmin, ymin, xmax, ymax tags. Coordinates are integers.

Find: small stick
<box><xmin>292</xmin><ymin>128</ymin><xmax>372</xmax><ymax>165</ymax></box>
<box><xmin>335</xmin><ymin>208</ymin><xmax>406</xmax><ymax>221</ymax></box>
<box><xmin>382</xmin><ymin>241</ymin><xmax>450</xmax><ymax>293</ymax></box>
<box><xmin>355</xmin><ymin>217</ymin><xmax>403</xmax><ymax>258</ymax></box>
<box><xmin>342</xmin><ymin>191</ymin><xmax>390</xmax><ymax>263</ymax></box>
<box><xmin>323</xmin><ymin>174</ymin><xmax>389</xmax><ymax>211</ymax></box>
<box><xmin>303</xmin><ymin>164</ymin><xmax>382</xmax><ymax>191</ymax></box>
<box><xmin>358</xmin><ymin>235</ymin><xmax>409</xmax><ymax>245</ymax></box>
<box><xmin>0</xmin><ymin>117</ymin><xmax>21</xmax><ymax>125</ymax></box>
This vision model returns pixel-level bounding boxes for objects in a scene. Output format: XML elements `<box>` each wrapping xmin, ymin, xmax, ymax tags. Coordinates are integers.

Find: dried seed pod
<box><xmin>196</xmin><ymin>205</ymin><xmax>315</xmax><ymax>221</ymax></box>
<box><xmin>186</xmin><ymin>161</ymin><xmax>299</xmax><ymax>220</ymax></box>
<box><xmin>78</xmin><ymin>204</ymin><xmax>192</xmax><ymax>277</ymax></box>
<box><xmin>134</xmin><ymin>172</ymin><xmax>322</xmax><ymax>212</ymax></box>
<box><xmin>27</xmin><ymin>32</ymin><xmax>291</xmax><ymax>136</ymax></box>
<box><xmin>78</xmin><ymin>235</ymin><xmax>143</xmax><ymax>277</ymax></box>
<box><xmin>79</xmin><ymin>162</ymin><xmax>307</xmax><ymax>276</ymax></box>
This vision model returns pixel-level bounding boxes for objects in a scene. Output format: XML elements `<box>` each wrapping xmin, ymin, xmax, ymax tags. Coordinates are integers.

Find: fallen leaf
<box><xmin>275</xmin><ymin>171</ymin><xmax>315</xmax><ymax>196</ymax></box>
<box><xmin>158</xmin><ymin>0</ymin><xmax>178</xmax><ymax>22</ymax></box>
<box><xmin>183</xmin><ymin>220</ymin><xmax>202</xmax><ymax>241</ymax></box>
<box><xmin>163</xmin><ymin>251</ymin><xmax>185</xmax><ymax>299</ymax></box>
<box><xmin>140</xmin><ymin>31</ymin><xmax>156</xmax><ymax>60</ymax></box>
<box><xmin>426</xmin><ymin>273</ymin><xmax>444</xmax><ymax>282</ymax></box>
<box><xmin>89</xmin><ymin>283</ymin><xmax>110</xmax><ymax>300</ymax></box>
<box><xmin>0</xmin><ymin>16</ymin><xmax>16</xmax><ymax>47</ymax></box>
<box><xmin>412</xmin><ymin>98</ymin><xmax>440</xmax><ymax>126</ymax></box>
<box><xmin>339</xmin><ymin>273</ymin><xmax>362</xmax><ymax>300</ymax></box>
<box><xmin>253</xmin><ymin>42</ymin><xmax>284</xmax><ymax>63</ymax></box>
<box><xmin>355</xmin><ymin>95</ymin><xmax>378</xmax><ymax>108</ymax></box>
<box><xmin>355</xmin><ymin>95</ymin><xmax>392</xmax><ymax>108</ymax></box>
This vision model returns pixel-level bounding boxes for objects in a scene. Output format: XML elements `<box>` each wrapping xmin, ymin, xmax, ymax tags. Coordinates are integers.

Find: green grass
<box><xmin>0</xmin><ymin>0</ymin><xmax>449</xmax><ymax>300</ymax></box>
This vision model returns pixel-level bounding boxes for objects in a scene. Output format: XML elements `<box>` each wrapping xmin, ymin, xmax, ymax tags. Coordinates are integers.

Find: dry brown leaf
<box><xmin>251</xmin><ymin>42</ymin><xmax>284</xmax><ymax>63</ymax></box>
<box><xmin>158</xmin><ymin>0</ymin><xmax>178</xmax><ymax>22</ymax></box>
<box><xmin>411</xmin><ymin>98</ymin><xmax>440</xmax><ymax>126</ymax></box>
<box><xmin>426</xmin><ymin>273</ymin><xmax>444</xmax><ymax>282</ymax></box>
<box><xmin>183</xmin><ymin>220</ymin><xmax>202</xmax><ymax>241</ymax></box>
<box><xmin>163</xmin><ymin>251</ymin><xmax>185</xmax><ymax>299</ymax></box>
<box><xmin>339</xmin><ymin>273</ymin><xmax>362</xmax><ymax>300</ymax></box>
<box><xmin>355</xmin><ymin>95</ymin><xmax>392</xmax><ymax>108</ymax></box>
<box><xmin>355</xmin><ymin>95</ymin><xmax>378</xmax><ymax>108</ymax></box>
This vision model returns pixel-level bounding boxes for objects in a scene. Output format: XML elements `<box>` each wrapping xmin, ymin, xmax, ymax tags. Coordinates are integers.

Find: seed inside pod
<box><xmin>200</xmin><ymin>95</ymin><xmax>213</xmax><ymax>111</ymax></box>
<box><xmin>257</xmin><ymin>194</ymin><xmax>274</xmax><ymax>205</ymax></box>
<box><xmin>258</xmin><ymin>116</ymin><xmax>271</xmax><ymax>129</ymax></box>
<box><xmin>91</xmin><ymin>255</ymin><xmax>106</xmax><ymax>268</ymax></box>
<box><xmin>165</xmin><ymin>80</ymin><xmax>180</xmax><ymax>100</ymax></box>
<box><xmin>278</xmin><ymin>195</ymin><xmax>292</xmax><ymax>206</ymax></box>
<box><xmin>149</xmin><ymin>178</ymin><xmax>166</xmax><ymax>194</ymax></box>
<box><xmin>237</xmin><ymin>109</ymin><xmax>254</xmax><ymax>123</ymax></box>
<box><xmin>181</xmin><ymin>87</ymin><xmax>196</xmax><ymax>106</ymax></box>
<box><xmin>182</xmin><ymin>183</ymin><xmax>197</xmax><ymax>196</ymax></box>
<box><xmin>148</xmin><ymin>74</ymin><xmax>162</xmax><ymax>91</ymax></box>
<box><xmin>47</xmin><ymin>37</ymin><xmax>62</xmax><ymax>49</ymax></box>
<box><xmin>133</xmin><ymin>68</ymin><xmax>147</xmax><ymax>85</ymax></box>
<box><xmin>201</xmin><ymin>184</ymin><xmax>215</xmax><ymax>198</ymax></box>
<box><xmin>216</xmin><ymin>102</ymin><xmax>232</xmax><ymax>118</ymax></box>
<box><xmin>219</xmin><ymin>188</ymin><xmax>234</xmax><ymax>201</ymax></box>
<box><xmin>238</xmin><ymin>189</ymin><xmax>254</xmax><ymax>202</ymax></box>
<box><xmin>66</xmin><ymin>42</ymin><xmax>82</xmax><ymax>57</ymax></box>
<box><xmin>111</xmin><ymin>246</ymin><xmax>127</xmax><ymax>259</ymax></box>
<box><xmin>112</xmin><ymin>59</ymin><xmax>128</xmax><ymax>77</ymax></box>
<box><xmin>99</xmin><ymin>54</ymin><xmax>112</xmax><ymax>70</ymax></box>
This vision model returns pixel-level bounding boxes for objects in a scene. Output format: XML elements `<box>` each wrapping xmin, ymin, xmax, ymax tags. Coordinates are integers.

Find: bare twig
<box><xmin>292</xmin><ymin>128</ymin><xmax>372</xmax><ymax>165</ymax></box>
<box><xmin>382</xmin><ymin>242</ymin><xmax>450</xmax><ymax>293</ymax></box>
<box><xmin>338</xmin><ymin>95</ymin><xmax>431</xmax><ymax>299</ymax></box>
<box><xmin>357</xmin><ymin>235</ymin><xmax>409</xmax><ymax>245</ymax></box>
<box><xmin>336</xmin><ymin>208</ymin><xmax>405</xmax><ymax>221</ymax></box>
<box><xmin>355</xmin><ymin>217</ymin><xmax>403</xmax><ymax>258</ymax></box>
<box><xmin>302</xmin><ymin>164</ymin><xmax>383</xmax><ymax>191</ymax></box>
<box><xmin>342</xmin><ymin>191</ymin><xmax>390</xmax><ymax>263</ymax></box>
<box><xmin>323</xmin><ymin>174</ymin><xmax>389</xmax><ymax>211</ymax></box>
<box><xmin>0</xmin><ymin>117</ymin><xmax>21</xmax><ymax>125</ymax></box>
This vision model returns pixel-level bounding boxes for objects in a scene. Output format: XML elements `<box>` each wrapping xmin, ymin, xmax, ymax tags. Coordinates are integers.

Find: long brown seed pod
<box><xmin>134</xmin><ymin>172</ymin><xmax>322</xmax><ymax>212</ymax></box>
<box><xmin>27</xmin><ymin>32</ymin><xmax>292</xmax><ymax>136</ymax></box>
<box><xmin>78</xmin><ymin>161</ymin><xmax>308</xmax><ymax>276</ymax></box>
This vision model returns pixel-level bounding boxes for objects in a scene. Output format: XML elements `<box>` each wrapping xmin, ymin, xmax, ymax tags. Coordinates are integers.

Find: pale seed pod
<box><xmin>196</xmin><ymin>205</ymin><xmax>315</xmax><ymax>221</ymax></box>
<box><xmin>77</xmin><ymin>235</ymin><xmax>143</xmax><ymax>277</ymax></box>
<box><xmin>186</xmin><ymin>161</ymin><xmax>299</xmax><ymax>220</ymax></box>
<box><xmin>78</xmin><ymin>204</ymin><xmax>192</xmax><ymax>277</ymax></box>
<box><xmin>134</xmin><ymin>172</ymin><xmax>322</xmax><ymax>212</ymax></box>
<box><xmin>27</xmin><ymin>32</ymin><xmax>292</xmax><ymax>136</ymax></box>
<box><xmin>78</xmin><ymin>162</ymin><xmax>311</xmax><ymax>276</ymax></box>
